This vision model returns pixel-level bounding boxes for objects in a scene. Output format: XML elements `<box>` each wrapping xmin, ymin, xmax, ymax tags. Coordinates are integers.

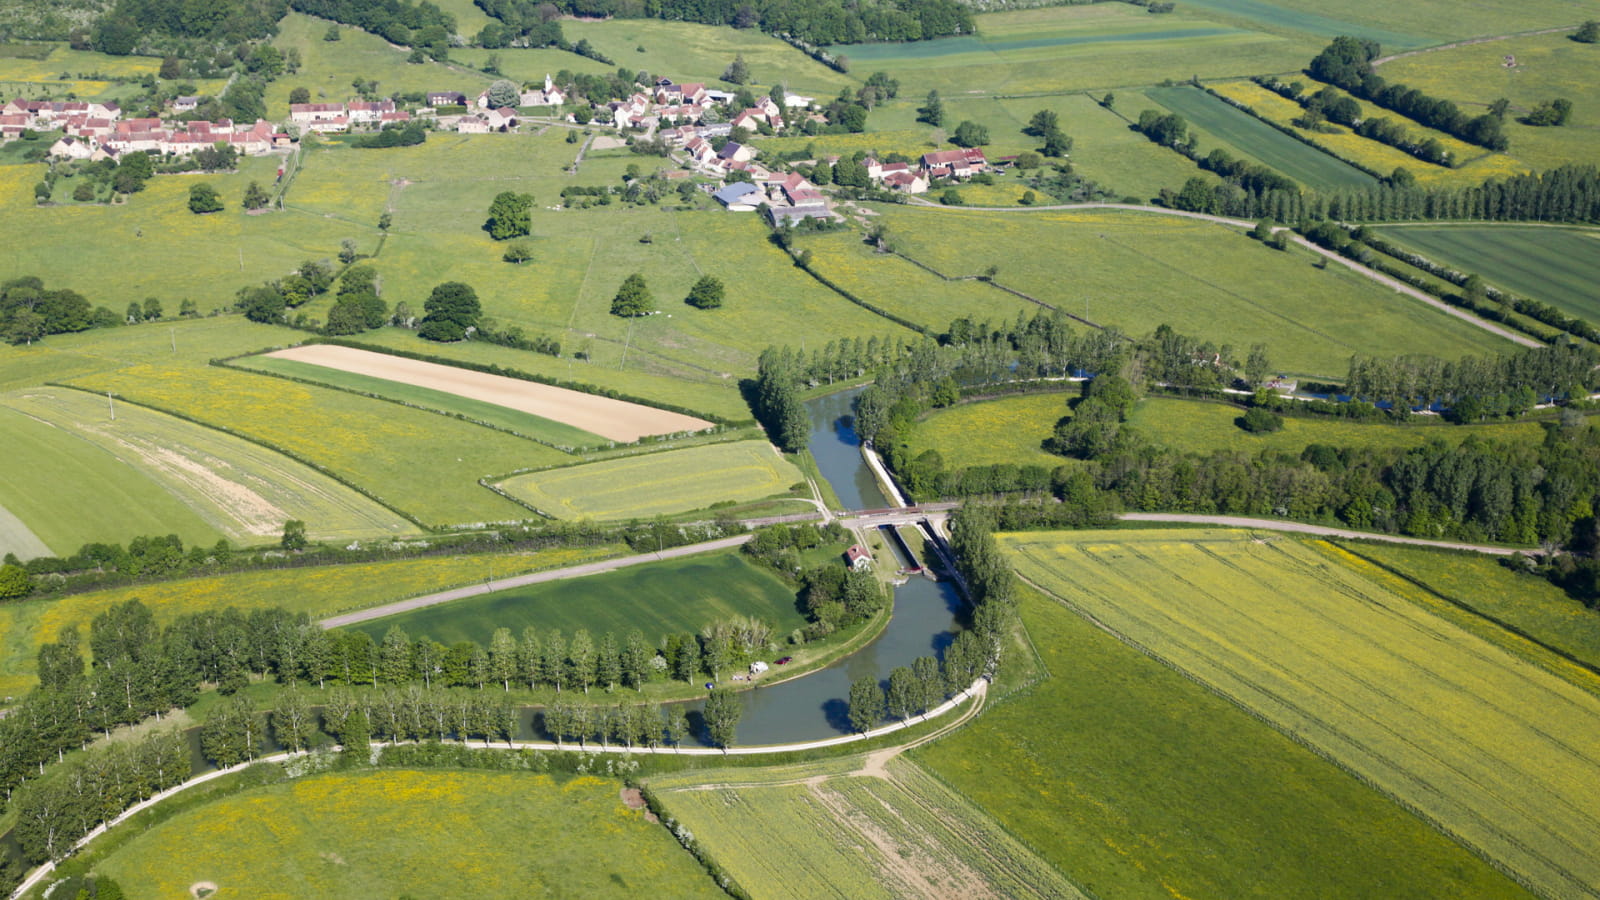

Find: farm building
<box><xmin>845</xmin><ymin>545</ymin><xmax>872</xmax><ymax>571</ymax></box>
<box><xmin>920</xmin><ymin>148</ymin><xmax>989</xmax><ymax>180</ymax></box>
<box><xmin>713</xmin><ymin>181</ymin><xmax>762</xmax><ymax>211</ymax></box>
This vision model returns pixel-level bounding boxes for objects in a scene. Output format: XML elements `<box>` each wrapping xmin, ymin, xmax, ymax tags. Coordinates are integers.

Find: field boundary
<box><xmin>1013</xmin><ymin>569</ymin><xmax>1545</xmax><ymax>898</ymax></box>
<box><xmin>219</xmin><ymin>356</ymin><xmax>599</xmax><ymax>454</ymax></box>
<box><xmin>783</xmin><ymin>244</ymin><xmax>934</xmax><ymax>336</ymax></box>
<box><xmin>46</xmin><ymin>383</ymin><xmax>433</xmax><ymax>531</ymax></box>
<box><xmin>293</xmin><ymin>338</ymin><xmax>750</xmax><ymax>427</ymax></box>
<box><xmin>1193</xmin><ymin>83</ymin><xmax>1393</xmax><ymax>181</ymax></box>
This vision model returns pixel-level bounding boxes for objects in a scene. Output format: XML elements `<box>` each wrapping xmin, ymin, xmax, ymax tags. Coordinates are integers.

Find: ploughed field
<box><xmin>1004</xmin><ymin>529</ymin><xmax>1600</xmax><ymax>900</ymax></box>
<box><xmin>258</xmin><ymin>344</ymin><xmax>714</xmax><ymax>443</ymax></box>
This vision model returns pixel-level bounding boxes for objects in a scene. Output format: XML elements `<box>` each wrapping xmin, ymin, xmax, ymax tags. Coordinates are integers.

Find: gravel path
<box><xmin>318</xmin><ymin>534</ymin><xmax>753</xmax><ymax>627</ymax></box>
<box><xmin>1372</xmin><ymin>26</ymin><xmax>1582</xmax><ymax>66</ymax></box>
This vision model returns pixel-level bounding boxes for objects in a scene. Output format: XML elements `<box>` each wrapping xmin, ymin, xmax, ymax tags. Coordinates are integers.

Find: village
<box><xmin>2</xmin><ymin>72</ymin><xmax>993</xmax><ymax>220</ymax></box>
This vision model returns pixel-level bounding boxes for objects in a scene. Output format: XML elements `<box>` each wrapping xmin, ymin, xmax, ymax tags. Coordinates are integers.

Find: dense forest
<box><xmin>477</xmin><ymin>0</ymin><xmax>975</xmax><ymax>46</ymax></box>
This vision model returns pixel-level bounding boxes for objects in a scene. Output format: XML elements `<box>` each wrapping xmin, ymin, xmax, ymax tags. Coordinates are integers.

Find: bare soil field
<box><xmin>263</xmin><ymin>345</ymin><xmax>714</xmax><ymax>442</ymax></box>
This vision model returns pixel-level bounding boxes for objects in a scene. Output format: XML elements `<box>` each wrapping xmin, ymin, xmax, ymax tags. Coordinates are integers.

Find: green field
<box><xmin>877</xmin><ymin>206</ymin><xmax>1512</xmax><ymax>378</ymax></box>
<box><xmin>650</xmin><ymin>756</ymin><xmax>1086</xmax><ymax>900</ymax></box>
<box><xmin>67</xmin><ymin>361</ymin><xmax>564</xmax><ymax>526</ymax></box>
<box><xmin>1379</xmin><ymin>30</ymin><xmax>1600</xmax><ymax>175</ymax></box>
<box><xmin>269</xmin><ymin>13</ymin><xmax>493</xmax><ymax>120</ymax></box>
<box><xmin>90</xmin><ymin>769</ymin><xmax>722</xmax><ymax>900</ymax></box>
<box><xmin>1178</xmin><ymin>0</ymin><xmax>1597</xmax><ymax>46</ymax></box>
<box><xmin>823</xmin><ymin>5</ymin><xmax>1315</xmax><ymax>95</ymax></box>
<box><xmin>562</xmin><ymin>18</ymin><xmax>856</xmax><ymax>96</ymax></box>
<box><xmin>0</xmin><ymin>543</ymin><xmax>621</xmax><ymax>698</ymax></box>
<box><xmin>1145</xmin><ymin>85</ymin><xmax>1378</xmax><ymax>190</ymax></box>
<box><xmin>496</xmin><ymin>440</ymin><xmax>805</xmax><ymax>519</ymax></box>
<box><xmin>1376</xmin><ymin>225</ymin><xmax>1600</xmax><ymax>323</ymax></box>
<box><xmin>1338</xmin><ymin>541</ymin><xmax>1600</xmax><ymax>673</ymax></box>
<box><xmin>238</xmin><ymin>355</ymin><xmax>609</xmax><ymax>449</ymax></box>
<box><xmin>799</xmin><ymin>231</ymin><xmax>1036</xmax><ymax>331</ymax></box>
<box><xmin>2</xmin><ymin>385</ymin><xmax>418</xmax><ymax>549</ymax></box>
<box><xmin>899</xmin><ymin>392</ymin><xmax>1555</xmax><ymax>470</ymax></box>
<box><xmin>914</xmin><ymin>552</ymin><xmax>1533</xmax><ymax>899</ymax></box>
<box><xmin>355</xmin><ymin>549</ymin><xmax>805</xmax><ymax>646</ymax></box>
<box><xmin>1003</xmin><ymin>529</ymin><xmax>1600</xmax><ymax>899</ymax></box>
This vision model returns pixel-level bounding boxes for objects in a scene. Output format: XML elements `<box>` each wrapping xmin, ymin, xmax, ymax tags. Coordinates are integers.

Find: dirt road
<box><xmin>1117</xmin><ymin>512</ymin><xmax>1524</xmax><ymax>554</ymax></box>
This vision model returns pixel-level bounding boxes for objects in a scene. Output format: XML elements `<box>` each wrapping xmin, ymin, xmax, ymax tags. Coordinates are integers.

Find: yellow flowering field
<box><xmin>1001</xmin><ymin>528</ymin><xmax>1600</xmax><ymax>900</ymax></box>
<box><xmin>1208</xmin><ymin>80</ymin><xmax>1525</xmax><ymax>187</ymax></box>
<box><xmin>95</xmin><ymin>769</ymin><xmax>723</xmax><ymax>899</ymax></box>
<box><xmin>69</xmin><ymin>362</ymin><xmax>565</xmax><ymax>525</ymax></box>
<box><xmin>0</xmin><ymin>543</ymin><xmax>622</xmax><ymax>697</ymax></box>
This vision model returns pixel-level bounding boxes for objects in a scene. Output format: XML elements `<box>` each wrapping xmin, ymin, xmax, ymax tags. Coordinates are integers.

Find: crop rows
<box><xmin>652</xmin><ymin>758</ymin><xmax>1083</xmax><ymax>900</ymax></box>
<box><xmin>1007</xmin><ymin>531</ymin><xmax>1600</xmax><ymax>899</ymax></box>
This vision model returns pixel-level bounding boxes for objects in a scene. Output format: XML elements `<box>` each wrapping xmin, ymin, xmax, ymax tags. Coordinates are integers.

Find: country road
<box><xmin>1372</xmin><ymin>26</ymin><xmax>1582</xmax><ymax>66</ymax></box>
<box><xmin>900</xmin><ymin>201</ymin><xmax>1542</xmax><ymax>348</ymax></box>
<box><xmin>318</xmin><ymin>534</ymin><xmax>754</xmax><ymax>628</ymax></box>
<box><xmin>1117</xmin><ymin>513</ymin><xmax>1524</xmax><ymax>554</ymax></box>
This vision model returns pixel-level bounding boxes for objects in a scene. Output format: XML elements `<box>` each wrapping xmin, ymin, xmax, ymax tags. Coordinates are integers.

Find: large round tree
<box><xmin>610</xmin><ymin>273</ymin><xmax>655</xmax><ymax>317</ymax></box>
<box><xmin>418</xmin><ymin>282</ymin><xmax>482</xmax><ymax>341</ymax></box>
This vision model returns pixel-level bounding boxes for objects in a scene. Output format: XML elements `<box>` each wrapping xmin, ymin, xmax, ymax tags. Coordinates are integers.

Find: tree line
<box><xmin>289</xmin><ymin>0</ymin><xmax>456</xmax><ymax>57</ymax></box>
<box><xmin>479</xmin><ymin>0</ymin><xmax>974</xmax><ymax>48</ymax></box>
<box><xmin>1308</xmin><ymin>36</ymin><xmax>1508</xmax><ymax>150</ymax></box>
<box><xmin>1</xmin><ymin>276</ymin><xmax>122</xmax><ymax>345</ymax></box>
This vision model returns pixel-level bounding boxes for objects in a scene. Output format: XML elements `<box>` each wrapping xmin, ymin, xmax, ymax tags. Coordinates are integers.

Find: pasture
<box><xmin>797</xmin><ymin>230</ymin><xmax>1036</xmax><ymax>331</ymax></box>
<box><xmin>1003</xmin><ymin>529</ymin><xmax>1600</xmax><ymax>899</ymax></box>
<box><xmin>0</xmin><ymin>544</ymin><xmax>621</xmax><ymax>697</ymax></box>
<box><xmin>912</xmin><ymin>572</ymin><xmax>1528</xmax><ymax>900</ymax></box>
<box><xmin>269</xmin><ymin>13</ymin><xmax>493</xmax><ymax>120</ymax></box>
<box><xmin>1374</xmin><ymin>225</ymin><xmax>1600</xmax><ymax>324</ymax></box>
<box><xmin>67</xmin><ymin>362</ymin><xmax>563</xmax><ymax>526</ymax></box>
<box><xmin>650</xmin><ymin>756</ymin><xmax>1085</xmax><ymax>900</ymax></box>
<box><xmin>900</xmin><ymin>392</ymin><xmax>1070</xmax><ymax>470</ymax></box>
<box><xmin>496</xmin><ymin>440</ymin><xmax>805</xmax><ymax>519</ymax></box>
<box><xmin>876</xmin><ymin>206</ymin><xmax>1513</xmax><ymax>379</ymax></box>
<box><xmin>256</xmin><ymin>344</ymin><xmax>713</xmax><ymax>442</ymax></box>
<box><xmin>1006</xmin><ymin>93</ymin><xmax>1218</xmax><ymax>201</ymax></box>
<box><xmin>353</xmin><ymin>549</ymin><xmax>806</xmax><ymax>646</ymax></box>
<box><xmin>2</xmin><ymin>386</ymin><xmax>418</xmax><ymax>547</ymax></box>
<box><xmin>1338</xmin><ymin>541</ymin><xmax>1600</xmax><ymax>673</ymax></box>
<box><xmin>1143</xmin><ymin>85</ymin><xmax>1378</xmax><ymax>190</ymax></box>
<box><xmin>1379</xmin><ymin>31</ymin><xmax>1600</xmax><ymax>175</ymax></box>
<box><xmin>91</xmin><ymin>770</ymin><xmax>723</xmax><ymax>900</ymax></box>
<box><xmin>823</xmin><ymin>5</ymin><xmax>1315</xmax><ymax>95</ymax></box>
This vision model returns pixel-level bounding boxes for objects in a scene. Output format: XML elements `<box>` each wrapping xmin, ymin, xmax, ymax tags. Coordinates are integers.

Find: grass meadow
<box><xmin>1374</xmin><ymin>225</ymin><xmax>1600</xmax><ymax>323</ymax></box>
<box><xmin>3</xmin><ymin>385</ymin><xmax>418</xmax><ymax>545</ymax></box>
<box><xmin>1143</xmin><ymin>85</ymin><xmax>1378</xmax><ymax>190</ymax></box>
<box><xmin>1337</xmin><ymin>541</ymin><xmax>1600</xmax><ymax>673</ymax></box>
<box><xmin>1175</xmin><ymin>0</ymin><xmax>1592</xmax><ymax>47</ymax></box>
<box><xmin>354</xmin><ymin>549</ymin><xmax>806</xmax><ymax>646</ymax></box>
<box><xmin>1379</xmin><ymin>31</ymin><xmax>1600</xmax><ymax>175</ymax></box>
<box><xmin>237</xmin><ymin>354</ymin><xmax>610</xmax><ymax>448</ymax></box>
<box><xmin>0</xmin><ymin>403</ymin><xmax>222</xmax><ymax>557</ymax></box>
<box><xmin>650</xmin><ymin>756</ymin><xmax>1086</xmax><ymax>900</ymax></box>
<box><xmin>898</xmin><ymin>391</ymin><xmax>1554</xmax><ymax>470</ymax></box>
<box><xmin>269</xmin><ymin>13</ymin><xmax>494</xmax><ymax>121</ymax></box>
<box><xmin>496</xmin><ymin>440</ymin><xmax>804</xmax><ymax>519</ymax></box>
<box><xmin>825</xmin><ymin>5</ymin><xmax>1316</xmax><ymax>95</ymax></box>
<box><xmin>562</xmin><ymin>18</ymin><xmax>857</xmax><ymax>97</ymax></box>
<box><xmin>877</xmin><ymin>206</ymin><xmax>1513</xmax><ymax>379</ymax></box>
<box><xmin>911</xmin><ymin>572</ymin><xmax>1529</xmax><ymax>900</ymax></box>
<box><xmin>92</xmin><ymin>770</ymin><xmax>723</xmax><ymax>900</ymax></box>
<box><xmin>797</xmin><ymin>230</ymin><xmax>1037</xmax><ymax>330</ymax></box>
<box><xmin>0</xmin><ymin>544</ymin><xmax>622</xmax><ymax>697</ymax></box>
<box><xmin>67</xmin><ymin>362</ymin><xmax>560</xmax><ymax>526</ymax></box>
<box><xmin>1003</xmin><ymin>529</ymin><xmax>1600</xmax><ymax>899</ymax></box>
